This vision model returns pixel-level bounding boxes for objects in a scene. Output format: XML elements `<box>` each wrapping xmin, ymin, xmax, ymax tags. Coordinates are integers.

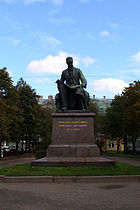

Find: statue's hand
<box><xmin>66</xmin><ymin>84</ymin><xmax>80</xmax><ymax>89</ymax></box>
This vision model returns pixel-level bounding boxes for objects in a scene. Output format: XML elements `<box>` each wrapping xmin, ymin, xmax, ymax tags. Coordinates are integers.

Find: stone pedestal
<box><xmin>47</xmin><ymin>113</ymin><xmax>100</xmax><ymax>158</ymax></box>
<box><xmin>31</xmin><ymin>112</ymin><xmax>115</xmax><ymax>167</ymax></box>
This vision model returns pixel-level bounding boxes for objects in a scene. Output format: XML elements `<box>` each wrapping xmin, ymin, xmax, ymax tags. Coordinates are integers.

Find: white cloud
<box><xmin>27</xmin><ymin>51</ymin><xmax>96</xmax><ymax>75</ymax></box>
<box><xmin>89</xmin><ymin>78</ymin><xmax>129</xmax><ymax>94</ymax></box>
<box><xmin>27</xmin><ymin>51</ymin><xmax>74</xmax><ymax>75</ymax></box>
<box><xmin>81</xmin><ymin>56</ymin><xmax>96</xmax><ymax>67</ymax></box>
<box><xmin>36</xmin><ymin>77</ymin><xmax>52</xmax><ymax>84</ymax></box>
<box><xmin>8</xmin><ymin>37</ymin><xmax>21</xmax><ymax>46</ymax></box>
<box><xmin>100</xmin><ymin>30</ymin><xmax>111</xmax><ymax>37</ymax></box>
<box><xmin>130</xmin><ymin>51</ymin><xmax>140</xmax><ymax>63</ymax></box>
<box><xmin>41</xmin><ymin>35</ymin><xmax>62</xmax><ymax>45</ymax></box>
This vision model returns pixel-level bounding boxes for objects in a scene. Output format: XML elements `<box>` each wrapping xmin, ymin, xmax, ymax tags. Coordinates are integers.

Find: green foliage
<box><xmin>0</xmin><ymin>67</ymin><xmax>16</xmax><ymax>157</ymax></box>
<box><xmin>103</xmin><ymin>152</ymin><xmax>140</xmax><ymax>159</ymax></box>
<box><xmin>103</xmin><ymin>80</ymin><xmax>140</xmax><ymax>153</ymax></box>
<box><xmin>16</xmin><ymin>78</ymin><xmax>41</xmax><ymax>151</ymax></box>
<box><xmin>0</xmin><ymin>69</ymin><xmax>53</xmax><ymax>155</ymax></box>
<box><xmin>103</xmin><ymin>95</ymin><xmax>124</xmax><ymax>138</ymax></box>
<box><xmin>88</xmin><ymin>99</ymin><xmax>99</xmax><ymax>133</ymax></box>
<box><xmin>17</xmin><ymin>78</ymin><xmax>39</xmax><ymax>133</ymax></box>
<box><xmin>95</xmin><ymin>138</ymin><xmax>106</xmax><ymax>155</ymax></box>
<box><xmin>38</xmin><ymin>106</ymin><xmax>53</xmax><ymax>149</ymax></box>
<box><xmin>34</xmin><ymin>150</ymin><xmax>46</xmax><ymax>159</ymax></box>
<box><xmin>0</xmin><ymin>67</ymin><xmax>13</xmax><ymax>92</ymax></box>
<box><xmin>7</xmin><ymin>86</ymin><xmax>24</xmax><ymax>146</ymax></box>
<box><xmin>0</xmin><ymin>162</ymin><xmax>140</xmax><ymax>176</ymax></box>
<box><xmin>122</xmin><ymin>81</ymin><xmax>140</xmax><ymax>150</ymax></box>
<box><xmin>16</xmin><ymin>78</ymin><xmax>54</xmax><ymax>152</ymax></box>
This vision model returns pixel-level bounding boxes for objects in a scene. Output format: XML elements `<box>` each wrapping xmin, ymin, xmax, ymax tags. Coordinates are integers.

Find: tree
<box><xmin>16</xmin><ymin>78</ymin><xmax>41</xmax><ymax>152</ymax></box>
<box><xmin>37</xmin><ymin>106</ymin><xmax>53</xmax><ymax>150</ymax></box>
<box><xmin>103</xmin><ymin>80</ymin><xmax>140</xmax><ymax>154</ymax></box>
<box><xmin>0</xmin><ymin>69</ymin><xmax>54</xmax><ymax>156</ymax></box>
<box><xmin>88</xmin><ymin>98</ymin><xmax>99</xmax><ymax>134</ymax></box>
<box><xmin>0</xmin><ymin>67</ymin><xmax>13</xmax><ymax>157</ymax></box>
<box><xmin>104</xmin><ymin>95</ymin><xmax>124</xmax><ymax>139</ymax></box>
<box><xmin>103</xmin><ymin>95</ymin><xmax>125</xmax><ymax>152</ymax></box>
<box><xmin>0</xmin><ymin>96</ymin><xmax>10</xmax><ymax>157</ymax></box>
<box><xmin>7</xmin><ymin>86</ymin><xmax>24</xmax><ymax>152</ymax></box>
<box><xmin>0</xmin><ymin>67</ymin><xmax>24</xmax><ymax>156</ymax></box>
<box><xmin>122</xmin><ymin>81</ymin><xmax>140</xmax><ymax>153</ymax></box>
<box><xmin>95</xmin><ymin>137</ymin><xmax>107</xmax><ymax>155</ymax></box>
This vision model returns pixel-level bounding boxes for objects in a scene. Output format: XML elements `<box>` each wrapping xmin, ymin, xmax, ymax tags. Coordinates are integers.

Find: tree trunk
<box><xmin>21</xmin><ymin>133</ymin><xmax>24</xmax><ymax>152</ymax></box>
<box><xmin>123</xmin><ymin>135</ymin><xmax>128</xmax><ymax>153</ymax></box>
<box><xmin>0</xmin><ymin>141</ymin><xmax>1</xmax><ymax>159</ymax></box>
<box><xmin>25</xmin><ymin>134</ymin><xmax>28</xmax><ymax>152</ymax></box>
<box><xmin>132</xmin><ymin>138</ymin><xmax>136</xmax><ymax>154</ymax></box>
<box><xmin>16</xmin><ymin>141</ymin><xmax>19</xmax><ymax>152</ymax></box>
<box><xmin>28</xmin><ymin>134</ymin><xmax>32</xmax><ymax>153</ymax></box>
<box><xmin>117</xmin><ymin>140</ymin><xmax>120</xmax><ymax>153</ymax></box>
<box><xmin>32</xmin><ymin>143</ymin><xmax>34</xmax><ymax>154</ymax></box>
<box><xmin>21</xmin><ymin>139</ymin><xmax>24</xmax><ymax>152</ymax></box>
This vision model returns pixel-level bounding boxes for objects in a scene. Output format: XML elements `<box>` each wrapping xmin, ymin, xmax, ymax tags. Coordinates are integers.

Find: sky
<box><xmin>0</xmin><ymin>0</ymin><xmax>140</xmax><ymax>100</ymax></box>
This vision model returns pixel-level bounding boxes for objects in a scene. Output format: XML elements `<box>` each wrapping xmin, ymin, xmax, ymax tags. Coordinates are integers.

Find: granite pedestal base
<box><xmin>31</xmin><ymin>157</ymin><xmax>115</xmax><ymax>167</ymax></box>
<box><xmin>31</xmin><ymin>113</ymin><xmax>115</xmax><ymax>167</ymax></box>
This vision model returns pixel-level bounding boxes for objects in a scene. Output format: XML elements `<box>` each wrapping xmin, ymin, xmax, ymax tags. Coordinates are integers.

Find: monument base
<box><xmin>47</xmin><ymin>144</ymin><xmax>99</xmax><ymax>157</ymax></box>
<box><xmin>31</xmin><ymin>112</ymin><xmax>115</xmax><ymax>167</ymax></box>
<box><xmin>31</xmin><ymin>157</ymin><xmax>115</xmax><ymax>167</ymax></box>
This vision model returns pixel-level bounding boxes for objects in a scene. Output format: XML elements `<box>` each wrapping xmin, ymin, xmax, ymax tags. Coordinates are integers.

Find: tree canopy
<box><xmin>103</xmin><ymin>80</ymin><xmax>140</xmax><ymax>153</ymax></box>
<box><xmin>0</xmin><ymin>69</ymin><xmax>53</xmax><ymax>157</ymax></box>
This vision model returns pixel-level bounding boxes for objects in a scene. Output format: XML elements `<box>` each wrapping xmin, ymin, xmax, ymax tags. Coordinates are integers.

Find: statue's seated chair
<box><xmin>55</xmin><ymin>81</ymin><xmax>89</xmax><ymax>112</ymax></box>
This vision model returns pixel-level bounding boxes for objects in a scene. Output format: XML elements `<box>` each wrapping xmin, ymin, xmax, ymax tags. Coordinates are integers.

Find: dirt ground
<box><xmin>0</xmin><ymin>182</ymin><xmax>140</xmax><ymax>210</ymax></box>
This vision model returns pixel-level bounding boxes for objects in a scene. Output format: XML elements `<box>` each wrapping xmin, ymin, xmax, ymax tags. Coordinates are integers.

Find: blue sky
<box><xmin>0</xmin><ymin>0</ymin><xmax>140</xmax><ymax>99</ymax></box>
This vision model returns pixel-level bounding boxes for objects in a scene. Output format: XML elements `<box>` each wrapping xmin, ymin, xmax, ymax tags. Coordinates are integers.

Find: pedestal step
<box><xmin>31</xmin><ymin>157</ymin><xmax>115</xmax><ymax>167</ymax></box>
<box><xmin>47</xmin><ymin>144</ymin><xmax>100</xmax><ymax>157</ymax></box>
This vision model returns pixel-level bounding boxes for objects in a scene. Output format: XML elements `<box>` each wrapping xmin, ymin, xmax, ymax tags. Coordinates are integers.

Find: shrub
<box><xmin>34</xmin><ymin>150</ymin><xmax>46</xmax><ymax>159</ymax></box>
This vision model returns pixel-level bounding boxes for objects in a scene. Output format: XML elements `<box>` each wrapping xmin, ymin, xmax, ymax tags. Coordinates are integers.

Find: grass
<box><xmin>102</xmin><ymin>152</ymin><xmax>140</xmax><ymax>159</ymax></box>
<box><xmin>0</xmin><ymin>162</ymin><xmax>140</xmax><ymax>176</ymax></box>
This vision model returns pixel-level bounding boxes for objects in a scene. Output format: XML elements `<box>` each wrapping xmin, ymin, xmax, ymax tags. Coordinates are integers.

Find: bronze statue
<box><xmin>55</xmin><ymin>57</ymin><xmax>89</xmax><ymax>112</ymax></box>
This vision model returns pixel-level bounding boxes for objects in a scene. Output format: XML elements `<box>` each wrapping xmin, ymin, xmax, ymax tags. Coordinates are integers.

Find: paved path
<box><xmin>0</xmin><ymin>182</ymin><xmax>140</xmax><ymax>210</ymax></box>
<box><xmin>102</xmin><ymin>155</ymin><xmax>140</xmax><ymax>167</ymax></box>
<box><xmin>0</xmin><ymin>157</ymin><xmax>35</xmax><ymax>168</ymax></box>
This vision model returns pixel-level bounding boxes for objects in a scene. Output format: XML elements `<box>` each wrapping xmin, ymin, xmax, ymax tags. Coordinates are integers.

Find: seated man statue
<box><xmin>55</xmin><ymin>57</ymin><xmax>89</xmax><ymax>111</ymax></box>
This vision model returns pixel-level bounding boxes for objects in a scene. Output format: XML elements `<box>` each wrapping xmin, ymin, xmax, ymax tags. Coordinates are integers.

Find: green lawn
<box><xmin>0</xmin><ymin>162</ymin><xmax>140</xmax><ymax>176</ymax></box>
<box><xmin>102</xmin><ymin>152</ymin><xmax>140</xmax><ymax>159</ymax></box>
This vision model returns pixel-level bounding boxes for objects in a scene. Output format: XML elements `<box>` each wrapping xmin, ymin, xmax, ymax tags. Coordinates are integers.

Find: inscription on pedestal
<box><xmin>58</xmin><ymin>120</ymin><xmax>88</xmax><ymax>131</ymax></box>
<box><xmin>51</xmin><ymin>113</ymin><xmax>95</xmax><ymax>145</ymax></box>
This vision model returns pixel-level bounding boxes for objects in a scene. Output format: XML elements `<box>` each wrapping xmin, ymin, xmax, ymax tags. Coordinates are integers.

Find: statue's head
<box><xmin>66</xmin><ymin>57</ymin><xmax>73</xmax><ymax>68</ymax></box>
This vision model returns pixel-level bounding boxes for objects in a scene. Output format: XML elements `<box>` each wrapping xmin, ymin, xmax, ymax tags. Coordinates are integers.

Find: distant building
<box><xmin>92</xmin><ymin>95</ymin><xmax>113</xmax><ymax>115</ymax></box>
<box><xmin>38</xmin><ymin>95</ymin><xmax>55</xmax><ymax>109</ymax></box>
<box><xmin>127</xmin><ymin>137</ymin><xmax>140</xmax><ymax>152</ymax></box>
<box><xmin>105</xmin><ymin>138</ymin><xmax>124</xmax><ymax>153</ymax></box>
<box><xmin>95</xmin><ymin>136</ymin><xmax>124</xmax><ymax>153</ymax></box>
